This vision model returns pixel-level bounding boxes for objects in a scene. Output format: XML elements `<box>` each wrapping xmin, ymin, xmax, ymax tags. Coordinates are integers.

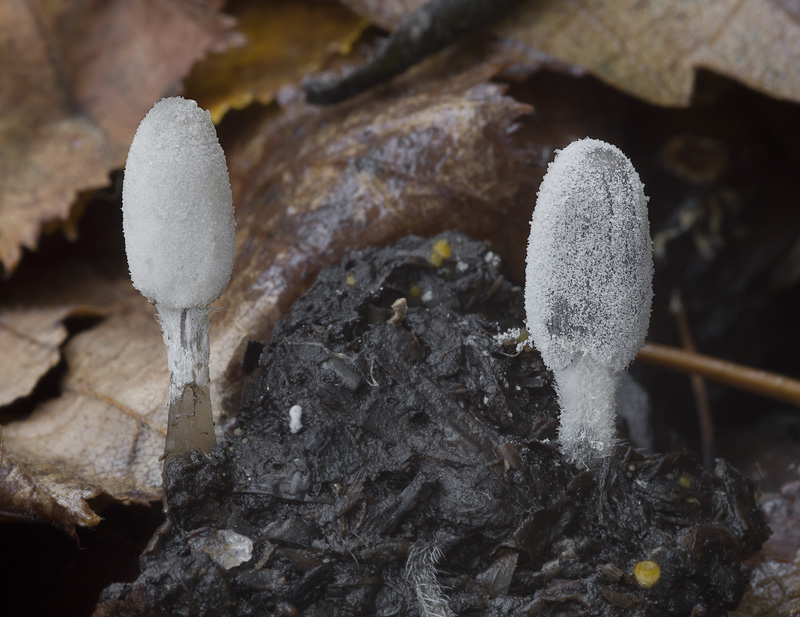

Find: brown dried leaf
<box><xmin>732</xmin><ymin>480</ymin><xmax>800</xmax><ymax>616</ymax></box>
<box><xmin>501</xmin><ymin>0</ymin><xmax>800</xmax><ymax>107</ymax></box>
<box><xmin>0</xmin><ymin>430</ymin><xmax>101</xmax><ymax>533</ymax></box>
<box><xmin>0</xmin><ymin>51</ymin><xmax>533</xmax><ymax>531</ymax></box>
<box><xmin>0</xmin><ymin>0</ymin><xmax>240</xmax><ymax>273</ymax></box>
<box><xmin>0</xmin><ymin>305</ymin><xmax>102</xmax><ymax>407</ymax></box>
<box><xmin>342</xmin><ymin>0</ymin><xmax>800</xmax><ymax>107</ymax></box>
<box><xmin>3</xmin><ymin>310</ymin><xmax>167</xmax><ymax>497</ymax></box>
<box><xmin>185</xmin><ymin>0</ymin><xmax>365</xmax><ymax>123</ymax></box>
<box><xmin>0</xmin><ymin>266</ymin><xmax>167</xmax><ymax>532</ymax></box>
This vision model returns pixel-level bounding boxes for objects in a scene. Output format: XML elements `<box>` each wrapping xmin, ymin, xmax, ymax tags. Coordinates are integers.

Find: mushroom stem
<box><xmin>158</xmin><ymin>305</ymin><xmax>216</xmax><ymax>458</ymax></box>
<box><xmin>553</xmin><ymin>355</ymin><xmax>618</xmax><ymax>465</ymax></box>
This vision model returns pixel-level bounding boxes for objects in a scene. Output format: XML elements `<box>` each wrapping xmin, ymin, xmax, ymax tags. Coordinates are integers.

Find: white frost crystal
<box><xmin>122</xmin><ymin>97</ymin><xmax>235</xmax><ymax>458</ymax></box>
<box><xmin>123</xmin><ymin>97</ymin><xmax>234</xmax><ymax>310</ymax></box>
<box><xmin>525</xmin><ymin>138</ymin><xmax>652</xmax><ymax>466</ymax></box>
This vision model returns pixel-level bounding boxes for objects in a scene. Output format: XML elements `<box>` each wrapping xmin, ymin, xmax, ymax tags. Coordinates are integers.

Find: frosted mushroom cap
<box><xmin>122</xmin><ymin>97</ymin><xmax>235</xmax><ymax>309</ymax></box>
<box><xmin>525</xmin><ymin>138</ymin><xmax>652</xmax><ymax>372</ymax></box>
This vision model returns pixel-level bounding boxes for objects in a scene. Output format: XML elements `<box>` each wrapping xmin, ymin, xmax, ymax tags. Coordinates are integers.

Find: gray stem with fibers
<box><xmin>554</xmin><ymin>354</ymin><xmax>619</xmax><ymax>468</ymax></box>
<box><xmin>158</xmin><ymin>305</ymin><xmax>216</xmax><ymax>458</ymax></box>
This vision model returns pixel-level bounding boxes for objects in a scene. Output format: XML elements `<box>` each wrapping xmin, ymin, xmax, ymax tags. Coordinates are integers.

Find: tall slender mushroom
<box><xmin>525</xmin><ymin>138</ymin><xmax>653</xmax><ymax>468</ymax></box>
<box><xmin>122</xmin><ymin>97</ymin><xmax>235</xmax><ymax>461</ymax></box>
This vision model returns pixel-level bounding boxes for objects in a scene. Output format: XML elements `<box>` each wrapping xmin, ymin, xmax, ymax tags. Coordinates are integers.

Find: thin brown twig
<box><xmin>637</xmin><ymin>342</ymin><xmax>800</xmax><ymax>408</ymax></box>
<box><xmin>671</xmin><ymin>291</ymin><xmax>714</xmax><ymax>468</ymax></box>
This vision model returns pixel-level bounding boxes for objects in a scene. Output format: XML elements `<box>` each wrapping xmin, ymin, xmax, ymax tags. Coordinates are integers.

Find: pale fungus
<box><xmin>525</xmin><ymin>138</ymin><xmax>653</xmax><ymax>467</ymax></box>
<box><xmin>122</xmin><ymin>96</ymin><xmax>235</xmax><ymax>460</ymax></box>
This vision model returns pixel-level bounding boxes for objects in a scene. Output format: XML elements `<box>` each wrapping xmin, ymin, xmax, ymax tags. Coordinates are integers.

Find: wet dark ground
<box><xmin>95</xmin><ymin>233</ymin><xmax>768</xmax><ymax>617</ymax></box>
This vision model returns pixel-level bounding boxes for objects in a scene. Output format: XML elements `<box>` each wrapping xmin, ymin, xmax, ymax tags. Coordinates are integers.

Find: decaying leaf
<box><xmin>0</xmin><ymin>52</ymin><xmax>533</xmax><ymax>531</ymax></box>
<box><xmin>3</xmin><ymin>308</ymin><xmax>167</xmax><ymax>500</ymax></box>
<box><xmin>185</xmin><ymin>0</ymin><xmax>365</xmax><ymax>122</ymax></box>
<box><xmin>0</xmin><ymin>265</ymin><xmax>167</xmax><ymax>533</ymax></box>
<box><xmin>500</xmin><ymin>0</ymin><xmax>800</xmax><ymax>107</ymax></box>
<box><xmin>732</xmin><ymin>479</ymin><xmax>800</xmax><ymax>617</ymax></box>
<box><xmin>0</xmin><ymin>0</ymin><xmax>240</xmax><ymax>273</ymax></box>
<box><xmin>342</xmin><ymin>0</ymin><xmax>800</xmax><ymax>107</ymax></box>
<box><xmin>0</xmin><ymin>429</ymin><xmax>101</xmax><ymax>533</ymax></box>
<box><xmin>0</xmin><ymin>305</ymin><xmax>102</xmax><ymax>407</ymax></box>
<box><xmin>0</xmin><ymin>0</ymin><xmax>108</xmax><ymax>275</ymax></box>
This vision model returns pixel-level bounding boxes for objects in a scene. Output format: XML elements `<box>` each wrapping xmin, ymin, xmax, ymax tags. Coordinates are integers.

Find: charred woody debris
<box><xmin>96</xmin><ymin>233</ymin><xmax>768</xmax><ymax>617</ymax></box>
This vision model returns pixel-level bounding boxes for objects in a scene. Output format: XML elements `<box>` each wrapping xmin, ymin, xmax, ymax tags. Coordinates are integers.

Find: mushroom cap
<box><xmin>525</xmin><ymin>138</ymin><xmax>652</xmax><ymax>372</ymax></box>
<box><xmin>122</xmin><ymin>97</ymin><xmax>235</xmax><ymax>309</ymax></box>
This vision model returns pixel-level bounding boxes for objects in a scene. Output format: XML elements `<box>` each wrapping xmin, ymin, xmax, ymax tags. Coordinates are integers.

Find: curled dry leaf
<box><xmin>0</xmin><ymin>52</ymin><xmax>533</xmax><ymax>531</ymax></box>
<box><xmin>342</xmin><ymin>0</ymin><xmax>800</xmax><ymax>107</ymax></box>
<box><xmin>0</xmin><ymin>305</ymin><xmax>103</xmax><ymax>407</ymax></box>
<box><xmin>3</xmin><ymin>308</ymin><xmax>167</xmax><ymax>502</ymax></box>
<box><xmin>185</xmin><ymin>0</ymin><xmax>365</xmax><ymax>122</ymax></box>
<box><xmin>304</xmin><ymin>0</ymin><xmax>522</xmax><ymax>105</ymax></box>
<box><xmin>500</xmin><ymin>0</ymin><xmax>800</xmax><ymax>107</ymax></box>
<box><xmin>0</xmin><ymin>0</ymin><xmax>240</xmax><ymax>274</ymax></box>
<box><xmin>732</xmin><ymin>479</ymin><xmax>800</xmax><ymax>616</ymax></box>
<box><xmin>0</xmin><ymin>428</ymin><xmax>101</xmax><ymax>532</ymax></box>
<box><xmin>0</xmin><ymin>266</ymin><xmax>167</xmax><ymax>533</ymax></box>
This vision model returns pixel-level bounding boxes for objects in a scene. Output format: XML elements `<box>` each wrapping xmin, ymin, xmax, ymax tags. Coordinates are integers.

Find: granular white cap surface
<box><xmin>525</xmin><ymin>138</ymin><xmax>652</xmax><ymax>373</ymax></box>
<box><xmin>123</xmin><ymin>97</ymin><xmax>235</xmax><ymax>309</ymax></box>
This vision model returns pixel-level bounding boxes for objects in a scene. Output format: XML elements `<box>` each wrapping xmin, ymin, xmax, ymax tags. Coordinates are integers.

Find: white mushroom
<box><xmin>525</xmin><ymin>138</ymin><xmax>652</xmax><ymax>467</ymax></box>
<box><xmin>122</xmin><ymin>97</ymin><xmax>235</xmax><ymax>459</ymax></box>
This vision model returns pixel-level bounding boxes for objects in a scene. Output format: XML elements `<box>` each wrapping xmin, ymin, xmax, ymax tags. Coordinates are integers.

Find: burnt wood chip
<box><xmin>96</xmin><ymin>232</ymin><xmax>769</xmax><ymax>617</ymax></box>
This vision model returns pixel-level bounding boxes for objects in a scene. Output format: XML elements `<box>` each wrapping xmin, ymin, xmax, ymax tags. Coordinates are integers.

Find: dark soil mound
<box><xmin>97</xmin><ymin>232</ymin><xmax>769</xmax><ymax>617</ymax></box>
